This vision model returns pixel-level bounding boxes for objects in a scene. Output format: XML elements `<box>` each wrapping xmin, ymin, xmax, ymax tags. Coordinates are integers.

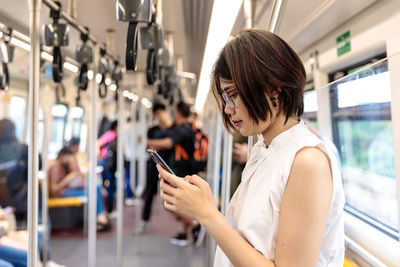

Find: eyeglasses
<box><xmin>219</xmin><ymin>88</ymin><xmax>238</xmax><ymax>109</ymax></box>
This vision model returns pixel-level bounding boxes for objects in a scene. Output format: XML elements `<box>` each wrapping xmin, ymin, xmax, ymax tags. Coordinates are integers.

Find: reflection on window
<box><xmin>9</xmin><ymin>96</ymin><xmax>26</xmax><ymax>141</ymax></box>
<box><xmin>330</xmin><ymin>57</ymin><xmax>398</xmax><ymax>235</ymax></box>
<box><xmin>71</xmin><ymin>106</ymin><xmax>84</xmax><ymax>138</ymax></box>
<box><xmin>49</xmin><ymin>104</ymin><xmax>68</xmax><ymax>156</ymax></box>
<box><xmin>303</xmin><ymin>81</ymin><xmax>317</xmax><ymax>126</ymax></box>
<box><xmin>304</xmin><ymin>90</ymin><xmax>318</xmax><ymax>113</ymax></box>
<box><xmin>337</xmin><ymin>72</ymin><xmax>391</xmax><ymax>108</ymax></box>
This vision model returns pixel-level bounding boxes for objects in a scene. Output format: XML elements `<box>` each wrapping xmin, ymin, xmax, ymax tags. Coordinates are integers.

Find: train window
<box><xmin>71</xmin><ymin>106</ymin><xmax>84</xmax><ymax>138</ymax></box>
<box><xmin>303</xmin><ymin>81</ymin><xmax>317</xmax><ymax>127</ymax></box>
<box><xmin>9</xmin><ymin>96</ymin><xmax>26</xmax><ymax>141</ymax></box>
<box><xmin>49</xmin><ymin>103</ymin><xmax>68</xmax><ymax>157</ymax></box>
<box><xmin>328</xmin><ymin>55</ymin><xmax>398</xmax><ymax>238</ymax></box>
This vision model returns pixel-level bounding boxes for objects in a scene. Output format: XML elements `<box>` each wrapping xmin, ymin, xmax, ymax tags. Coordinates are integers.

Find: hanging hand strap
<box><xmin>52</xmin><ymin>46</ymin><xmax>64</xmax><ymax>83</ymax></box>
<box><xmin>146</xmin><ymin>49</ymin><xmax>158</xmax><ymax>85</ymax></box>
<box><xmin>125</xmin><ymin>22</ymin><xmax>139</xmax><ymax>71</ymax></box>
<box><xmin>78</xmin><ymin>63</ymin><xmax>89</xmax><ymax>91</ymax></box>
<box><xmin>98</xmin><ymin>74</ymin><xmax>107</xmax><ymax>98</ymax></box>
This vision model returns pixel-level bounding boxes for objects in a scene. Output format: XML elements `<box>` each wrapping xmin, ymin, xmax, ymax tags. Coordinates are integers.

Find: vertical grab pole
<box><xmin>129</xmin><ymin>101</ymin><xmax>137</xmax><ymax>195</ymax></box>
<box><xmin>267</xmin><ymin>0</ymin><xmax>285</xmax><ymax>33</ymax></box>
<box><xmin>88</xmin><ymin>44</ymin><xmax>99</xmax><ymax>267</ymax></box>
<box><xmin>208</xmin><ymin>114</ymin><xmax>223</xmax><ymax>267</ymax></box>
<box><xmin>136</xmin><ymin>74</ymin><xmax>146</xmax><ymax>198</ymax></box>
<box><xmin>247</xmin><ymin>0</ymin><xmax>285</xmax><ymax>159</ymax></box>
<box><xmin>212</xmin><ymin>116</ymin><xmax>223</xmax><ymax>207</ymax></box>
<box><xmin>27</xmin><ymin>0</ymin><xmax>41</xmax><ymax>266</ymax></box>
<box><xmin>116</xmin><ymin>88</ymin><xmax>125</xmax><ymax>267</ymax></box>
<box><xmin>220</xmin><ymin>132</ymin><xmax>233</xmax><ymax>216</ymax></box>
<box><xmin>41</xmin><ymin>115</ymin><xmax>49</xmax><ymax>267</ymax></box>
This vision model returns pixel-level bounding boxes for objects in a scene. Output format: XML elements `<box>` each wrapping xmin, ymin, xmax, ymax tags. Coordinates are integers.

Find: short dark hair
<box><xmin>110</xmin><ymin>120</ymin><xmax>118</xmax><ymax>130</ymax></box>
<box><xmin>57</xmin><ymin>146</ymin><xmax>73</xmax><ymax>159</ymax></box>
<box><xmin>68</xmin><ymin>137</ymin><xmax>80</xmax><ymax>147</ymax></box>
<box><xmin>152</xmin><ymin>103</ymin><xmax>166</xmax><ymax>113</ymax></box>
<box><xmin>211</xmin><ymin>29</ymin><xmax>306</xmax><ymax>132</ymax></box>
<box><xmin>176</xmin><ymin>101</ymin><xmax>191</xmax><ymax>118</ymax></box>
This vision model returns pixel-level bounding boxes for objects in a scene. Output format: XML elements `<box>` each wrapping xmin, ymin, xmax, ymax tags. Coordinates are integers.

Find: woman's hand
<box><xmin>233</xmin><ymin>142</ymin><xmax>248</xmax><ymax>164</ymax></box>
<box><xmin>157</xmin><ymin>165</ymin><xmax>217</xmax><ymax>224</ymax></box>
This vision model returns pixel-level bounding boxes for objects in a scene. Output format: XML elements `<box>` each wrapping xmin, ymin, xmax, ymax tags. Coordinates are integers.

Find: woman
<box><xmin>48</xmin><ymin>147</ymin><xmax>110</xmax><ymax>231</ymax></box>
<box><xmin>157</xmin><ymin>29</ymin><xmax>344</xmax><ymax>267</ymax></box>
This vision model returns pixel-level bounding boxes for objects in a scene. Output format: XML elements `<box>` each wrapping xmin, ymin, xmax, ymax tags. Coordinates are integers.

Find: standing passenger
<box><xmin>136</xmin><ymin>103</ymin><xmax>173</xmax><ymax>233</ymax></box>
<box><xmin>148</xmin><ymin>102</ymin><xmax>203</xmax><ymax>246</ymax></box>
<box><xmin>157</xmin><ymin>29</ymin><xmax>345</xmax><ymax>266</ymax></box>
<box><xmin>98</xmin><ymin>121</ymin><xmax>118</xmax><ymax>216</ymax></box>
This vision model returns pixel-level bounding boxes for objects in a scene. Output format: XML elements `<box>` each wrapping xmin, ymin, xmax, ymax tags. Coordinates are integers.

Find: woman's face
<box><xmin>219</xmin><ymin>78</ymin><xmax>277</xmax><ymax>137</ymax></box>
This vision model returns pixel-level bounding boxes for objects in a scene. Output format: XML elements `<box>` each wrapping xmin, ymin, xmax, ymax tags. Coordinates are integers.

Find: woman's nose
<box><xmin>224</xmin><ymin>104</ymin><xmax>235</xmax><ymax>115</ymax></box>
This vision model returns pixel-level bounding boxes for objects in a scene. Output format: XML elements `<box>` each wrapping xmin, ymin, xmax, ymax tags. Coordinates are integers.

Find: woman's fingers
<box><xmin>163</xmin><ymin>201</ymin><xmax>177</xmax><ymax>212</ymax></box>
<box><xmin>160</xmin><ymin>179</ymin><xmax>179</xmax><ymax>197</ymax></box>
<box><xmin>156</xmin><ymin>164</ymin><xmax>181</xmax><ymax>187</ymax></box>
<box><xmin>160</xmin><ymin>188</ymin><xmax>176</xmax><ymax>204</ymax></box>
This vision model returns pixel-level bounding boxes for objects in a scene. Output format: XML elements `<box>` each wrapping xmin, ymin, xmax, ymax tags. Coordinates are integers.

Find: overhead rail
<box><xmin>42</xmin><ymin>0</ymin><xmax>110</xmax><ymax>56</ymax></box>
<box><xmin>0</xmin><ymin>22</ymin><xmax>81</xmax><ymax>73</ymax></box>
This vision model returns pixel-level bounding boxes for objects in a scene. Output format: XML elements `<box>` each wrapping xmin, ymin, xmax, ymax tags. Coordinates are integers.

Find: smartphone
<box><xmin>147</xmin><ymin>149</ymin><xmax>176</xmax><ymax>175</ymax></box>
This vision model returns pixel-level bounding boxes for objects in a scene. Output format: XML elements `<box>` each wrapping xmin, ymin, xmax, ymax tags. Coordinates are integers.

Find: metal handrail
<box><xmin>345</xmin><ymin>235</ymin><xmax>387</xmax><ymax>267</ymax></box>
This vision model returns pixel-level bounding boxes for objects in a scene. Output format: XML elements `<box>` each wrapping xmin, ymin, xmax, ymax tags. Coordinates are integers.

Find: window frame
<box><xmin>328</xmin><ymin>53</ymin><xmax>399</xmax><ymax>239</ymax></box>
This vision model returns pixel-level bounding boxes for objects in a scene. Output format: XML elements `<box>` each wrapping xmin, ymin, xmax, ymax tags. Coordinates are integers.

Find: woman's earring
<box><xmin>270</xmin><ymin>96</ymin><xmax>278</xmax><ymax>108</ymax></box>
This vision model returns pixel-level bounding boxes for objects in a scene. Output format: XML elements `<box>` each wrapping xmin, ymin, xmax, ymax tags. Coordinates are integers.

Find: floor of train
<box><xmin>50</xmin><ymin>196</ymin><xmax>207</xmax><ymax>267</ymax></box>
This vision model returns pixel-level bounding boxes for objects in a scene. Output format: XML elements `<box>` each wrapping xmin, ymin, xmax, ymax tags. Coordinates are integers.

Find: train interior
<box><xmin>0</xmin><ymin>0</ymin><xmax>400</xmax><ymax>266</ymax></box>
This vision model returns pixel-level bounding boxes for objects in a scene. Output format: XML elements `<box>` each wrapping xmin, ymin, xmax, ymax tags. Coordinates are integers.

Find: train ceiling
<box><xmin>0</xmin><ymin>0</ymin><xmax>378</xmax><ymax>84</ymax></box>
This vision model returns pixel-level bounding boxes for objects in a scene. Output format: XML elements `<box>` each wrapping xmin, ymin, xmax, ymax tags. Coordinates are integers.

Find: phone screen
<box><xmin>147</xmin><ymin>149</ymin><xmax>176</xmax><ymax>175</ymax></box>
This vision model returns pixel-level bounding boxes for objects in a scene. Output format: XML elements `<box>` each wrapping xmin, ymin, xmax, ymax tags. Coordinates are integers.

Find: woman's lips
<box><xmin>232</xmin><ymin>120</ymin><xmax>242</xmax><ymax>127</ymax></box>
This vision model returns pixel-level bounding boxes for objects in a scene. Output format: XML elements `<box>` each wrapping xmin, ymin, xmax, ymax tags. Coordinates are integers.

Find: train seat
<box><xmin>48</xmin><ymin>196</ymin><xmax>87</xmax><ymax>230</ymax></box>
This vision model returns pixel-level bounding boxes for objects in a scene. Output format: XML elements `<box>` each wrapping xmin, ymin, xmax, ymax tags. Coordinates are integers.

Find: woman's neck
<box><xmin>261</xmin><ymin>115</ymin><xmax>299</xmax><ymax>147</ymax></box>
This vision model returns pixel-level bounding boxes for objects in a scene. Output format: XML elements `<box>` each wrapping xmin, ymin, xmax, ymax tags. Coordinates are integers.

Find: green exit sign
<box><xmin>336</xmin><ymin>31</ymin><xmax>351</xmax><ymax>56</ymax></box>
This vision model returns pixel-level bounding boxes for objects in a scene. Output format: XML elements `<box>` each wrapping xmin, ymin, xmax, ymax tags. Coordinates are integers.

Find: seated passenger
<box><xmin>7</xmin><ymin>147</ymin><xmax>66</xmax><ymax>267</ymax></box>
<box><xmin>48</xmin><ymin>147</ymin><xmax>110</xmax><ymax>231</ymax></box>
<box><xmin>0</xmin><ymin>119</ymin><xmax>22</xmax><ymax>165</ymax></box>
<box><xmin>0</xmin><ymin>207</ymin><xmax>44</xmax><ymax>267</ymax></box>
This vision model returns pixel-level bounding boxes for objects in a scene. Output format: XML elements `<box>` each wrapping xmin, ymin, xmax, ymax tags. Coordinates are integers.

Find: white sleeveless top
<box><xmin>214</xmin><ymin>121</ymin><xmax>345</xmax><ymax>267</ymax></box>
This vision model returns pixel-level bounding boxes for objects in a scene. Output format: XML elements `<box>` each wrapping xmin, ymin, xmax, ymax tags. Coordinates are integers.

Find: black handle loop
<box><xmin>0</xmin><ymin>62</ymin><xmax>9</xmax><ymax>91</ymax></box>
<box><xmin>98</xmin><ymin>74</ymin><xmax>107</xmax><ymax>98</ymax></box>
<box><xmin>52</xmin><ymin>46</ymin><xmax>64</xmax><ymax>83</ymax></box>
<box><xmin>78</xmin><ymin>63</ymin><xmax>88</xmax><ymax>91</ymax></box>
<box><xmin>55</xmin><ymin>83</ymin><xmax>66</xmax><ymax>103</ymax></box>
<box><xmin>76</xmin><ymin>87</ymin><xmax>81</xmax><ymax>106</ymax></box>
<box><xmin>81</xmin><ymin>27</ymin><xmax>89</xmax><ymax>43</ymax></box>
<box><xmin>146</xmin><ymin>49</ymin><xmax>158</xmax><ymax>85</ymax></box>
<box><xmin>126</xmin><ymin>22</ymin><xmax>139</xmax><ymax>71</ymax></box>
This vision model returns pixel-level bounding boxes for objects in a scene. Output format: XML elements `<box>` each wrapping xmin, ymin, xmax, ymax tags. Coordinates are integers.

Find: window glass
<box><xmin>337</xmin><ymin>72</ymin><xmax>391</xmax><ymax>108</ymax></box>
<box><xmin>71</xmin><ymin>106</ymin><xmax>84</xmax><ymax>138</ymax></box>
<box><xmin>304</xmin><ymin>90</ymin><xmax>318</xmax><ymax>113</ymax></box>
<box><xmin>327</xmin><ymin>57</ymin><xmax>398</xmax><ymax>235</ymax></box>
<box><xmin>9</xmin><ymin>96</ymin><xmax>26</xmax><ymax>141</ymax></box>
<box><xmin>48</xmin><ymin>104</ymin><xmax>68</xmax><ymax>157</ymax></box>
